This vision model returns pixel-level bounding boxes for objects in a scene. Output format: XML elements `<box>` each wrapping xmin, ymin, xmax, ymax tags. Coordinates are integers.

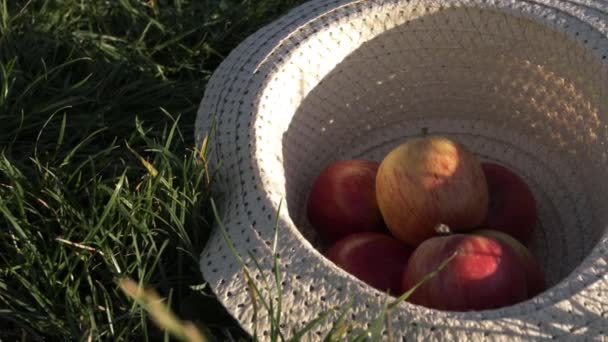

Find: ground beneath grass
<box><xmin>0</xmin><ymin>1</ymin><xmax>306</xmax><ymax>340</ymax></box>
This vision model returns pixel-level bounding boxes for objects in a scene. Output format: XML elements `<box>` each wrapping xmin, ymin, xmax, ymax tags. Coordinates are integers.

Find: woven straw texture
<box><xmin>196</xmin><ymin>0</ymin><xmax>608</xmax><ymax>340</ymax></box>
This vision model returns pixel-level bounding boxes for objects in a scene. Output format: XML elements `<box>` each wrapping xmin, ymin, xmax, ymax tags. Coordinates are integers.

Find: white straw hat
<box><xmin>196</xmin><ymin>0</ymin><xmax>608</xmax><ymax>340</ymax></box>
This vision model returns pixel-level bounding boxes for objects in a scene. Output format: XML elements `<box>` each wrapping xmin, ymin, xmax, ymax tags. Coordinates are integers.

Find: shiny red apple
<box><xmin>474</xmin><ymin>229</ymin><xmax>546</xmax><ymax>298</ymax></box>
<box><xmin>402</xmin><ymin>233</ymin><xmax>528</xmax><ymax>311</ymax></box>
<box><xmin>481</xmin><ymin>162</ymin><xmax>537</xmax><ymax>243</ymax></box>
<box><xmin>376</xmin><ymin>136</ymin><xmax>489</xmax><ymax>245</ymax></box>
<box><xmin>307</xmin><ymin>159</ymin><xmax>385</xmax><ymax>242</ymax></box>
<box><xmin>326</xmin><ymin>232</ymin><xmax>413</xmax><ymax>295</ymax></box>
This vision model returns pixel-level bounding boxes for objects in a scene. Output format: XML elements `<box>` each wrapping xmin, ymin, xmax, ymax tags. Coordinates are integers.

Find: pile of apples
<box><xmin>307</xmin><ymin>136</ymin><xmax>546</xmax><ymax>312</ymax></box>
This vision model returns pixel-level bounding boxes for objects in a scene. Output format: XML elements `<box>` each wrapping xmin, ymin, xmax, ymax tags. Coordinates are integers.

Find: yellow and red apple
<box><xmin>375</xmin><ymin>136</ymin><xmax>489</xmax><ymax>245</ymax></box>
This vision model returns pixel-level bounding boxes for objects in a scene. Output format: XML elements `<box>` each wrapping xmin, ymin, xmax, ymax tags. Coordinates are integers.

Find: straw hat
<box><xmin>196</xmin><ymin>0</ymin><xmax>608</xmax><ymax>339</ymax></box>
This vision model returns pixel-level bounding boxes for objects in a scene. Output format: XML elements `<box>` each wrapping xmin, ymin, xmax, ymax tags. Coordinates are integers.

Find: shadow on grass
<box><xmin>0</xmin><ymin>30</ymin><xmax>202</xmax><ymax>163</ymax></box>
<box><xmin>0</xmin><ymin>7</ymin><xmax>230</xmax><ymax>342</ymax></box>
<box><xmin>0</xmin><ymin>0</ymin><xmax>317</xmax><ymax>339</ymax></box>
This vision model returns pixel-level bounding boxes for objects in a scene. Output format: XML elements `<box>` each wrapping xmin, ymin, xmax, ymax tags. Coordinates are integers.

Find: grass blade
<box><xmin>118</xmin><ymin>277</ymin><xmax>208</xmax><ymax>342</ymax></box>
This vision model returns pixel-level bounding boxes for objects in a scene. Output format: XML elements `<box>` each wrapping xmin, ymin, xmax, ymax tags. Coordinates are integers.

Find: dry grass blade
<box><xmin>118</xmin><ymin>277</ymin><xmax>208</xmax><ymax>342</ymax></box>
<box><xmin>55</xmin><ymin>237</ymin><xmax>104</xmax><ymax>256</ymax></box>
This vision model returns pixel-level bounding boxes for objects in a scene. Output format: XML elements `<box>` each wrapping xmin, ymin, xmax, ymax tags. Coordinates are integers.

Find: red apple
<box><xmin>473</xmin><ymin>229</ymin><xmax>546</xmax><ymax>298</ymax></box>
<box><xmin>326</xmin><ymin>232</ymin><xmax>413</xmax><ymax>295</ymax></box>
<box><xmin>307</xmin><ymin>160</ymin><xmax>385</xmax><ymax>242</ymax></box>
<box><xmin>481</xmin><ymin>162</ymin><xmax>537</xmax><ymax>243</ymax></box>
<box><xmin>376</xmin><ymin>136</ymin><xmax>489</xmax><ymax>245</ymax></box>
<box><xmin>402</xmin><ymin>233</ymin><xmax>528</xmax><ymax>311</ymax></box>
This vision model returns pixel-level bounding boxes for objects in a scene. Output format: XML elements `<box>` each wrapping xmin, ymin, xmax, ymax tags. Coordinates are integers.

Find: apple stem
<box><xmin>435</xmin><ymin>223</ymin><xmax>452</xmax><ymax>235</ymax></box>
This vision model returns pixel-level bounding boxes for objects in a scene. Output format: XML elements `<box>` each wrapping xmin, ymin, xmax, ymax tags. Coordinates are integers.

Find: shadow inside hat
<box><xmin>277</xmin><ymin>4</ymin><xmax>607</xmax><ymax>335</ymax></box>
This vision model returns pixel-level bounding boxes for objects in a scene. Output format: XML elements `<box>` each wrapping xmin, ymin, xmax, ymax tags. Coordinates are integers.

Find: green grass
<box><xmin>0</xmin><ymin>0</ymin><xmax>307</xmax><ymax>340</ymax></box>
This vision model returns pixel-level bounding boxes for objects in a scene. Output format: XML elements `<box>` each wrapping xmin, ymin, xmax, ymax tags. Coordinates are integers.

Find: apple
<box><xmin>402</xmin><ymin>233</ymin><xmax>528</xmax><ymax>311</ymax></box>
<box><xmin>473</xmin><ymin>229</ymin><xmax>546</xmax><ymax>298</ymax></box>
<box><xmin>481</xmin><ymin>162</ymin><xmax>537</xmax><ymax>243</ymax></box>
<box><xmin>307</xmin><ymin>159</ymin><xmax>385</xmax><ymax>242</ymax></box>
<box><xmin>376</xmin><ymin>136</ymin><xmax>489</xmax><ymax>245</ymax></box>
<box><xmin>326</xmin><ymin>232</ymin><xmax>413</xmax><ymax>295</ymax></box>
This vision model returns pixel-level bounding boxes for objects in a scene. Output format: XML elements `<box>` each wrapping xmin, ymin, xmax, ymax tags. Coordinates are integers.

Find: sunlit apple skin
<box><xmin>481</xmin><ymin>163</ymin><xmax>537</xmax><ymax>243</ymax></box>
<box><xmin>474</xmin><ymin>229</ymin><xmax>546</xmax><ymax>298</ymax></box>
<box><xmin>402</xmin><ymin>234</ymin><xmax>528</xmax><ymax>311</ymax></box>
<box><xmin>376</xmin><ymin>136</ymin><xmax>489</xmax><ymax>245</ymax></box>
<box><xmin>307</xmin><ymin>160</ymin><xmax>385</xmax><ymax>242</ymax></box>
<box><xmin>326</xmin><ymin>232</ymin><xmax>413</xmax><ymax>295</ymax></box>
